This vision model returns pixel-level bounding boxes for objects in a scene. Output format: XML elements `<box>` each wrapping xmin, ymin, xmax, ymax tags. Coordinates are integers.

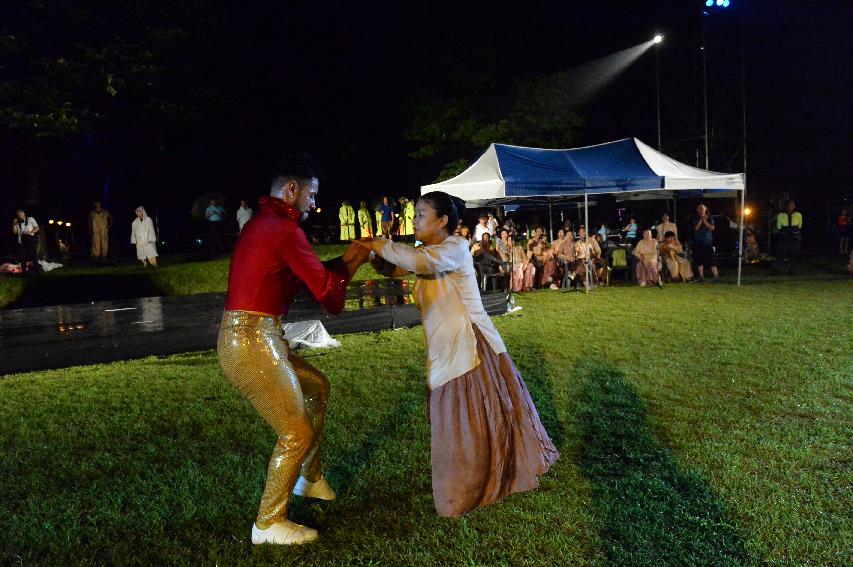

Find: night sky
<box><xmin>2</xmin><ymin>0</ymin><xmax>850</xmax><ymax>225</ymax></box>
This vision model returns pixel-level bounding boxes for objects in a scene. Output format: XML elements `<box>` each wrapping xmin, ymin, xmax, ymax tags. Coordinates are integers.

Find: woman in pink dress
<box><xmin>358</xmin><ymin>191</ymin><xmax>558</xmax><ymax>517</ymax></box>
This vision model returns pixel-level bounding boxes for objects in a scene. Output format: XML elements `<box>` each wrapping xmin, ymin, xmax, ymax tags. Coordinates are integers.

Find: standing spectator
<box><xmin>656</xmin><ymin>213</ymin><xmax>677</xmax><ymax>242</ymax></box>
<box><xmin>773</xmin><ymin>199</ymin><xmax>803</xmax><ymax>274</ymax></box>
<box><xmin>597</xmin><ymin>223</ymin><xmax>608</xmax><ymax>241</ymax></box>
<box><xmin>621</xmin><ymin>217</ymin><xmax>638</xmax><ymax>245</ymax></box>
<box><xmin>577</xmin><ymin>226</ymin><xmax>601</xmax><ymax>289</ymax></box>
<box><xmin>131</xmin><ymin>206</ymin><xmax>158</xmax><ymax>268</ymax></box>
<box><xmin>374</xmin><ymin>206</ymin><xmax>383</xmax><ymax>239</ymax></box>
<box><xmin>379</xmin><ymin>196</ymin><xmax>394</xmax><ymax>238</ymax></box>
<box><xmin>358</xmin><ymin>200</ymin><xmax>373</xmax><ymax>238</ymax></box>
<box><xmin>836</xmin><ymin>209</ymin><xmax>849</xmax><ymax>256</ymax></box>
<box><xmin>473</xmin><ymin>214</ymin><xmax>491</xmax><ymax>242</ymax></box>
<box><xmin>205</xmin><ymin>198</ymin><xmax>226</xmax><ymax>256</ymax></box>
<box><xmin>12</xmin><ymin>208</ymin><xmax>41</xmax><ymax>274</ymax></box>
<box><xmin>690</xmin><ymin>203</ymin><xmax>720</xmax><ymax>283</ymax></box>
<box><xmin>338</xmin><ymin>200</ymin><xmax>356</xmax><ymax>241</ymax></box>
<box><xmin>633</xmin><ymin>229</ymin><xmax>662</xmax><ymax>287</ymax></box>
<box><xmin>236</xmin><ymin>200</ymin><xmax>253</xmax><ymax>232</ymax></box>
<box><xmin>486</xmin><ymin>213</ymin><xmax>499</xmax><ymax>235</ymax></box>
<box><xmin>400</xmin><ymin>198</ymin><xmax>415</xmax><ymax>239</ymax></box>
<box><xmin>88</xmin><ymin>200</ymin><xmax>113</xmax><ymax>261</ymax></box>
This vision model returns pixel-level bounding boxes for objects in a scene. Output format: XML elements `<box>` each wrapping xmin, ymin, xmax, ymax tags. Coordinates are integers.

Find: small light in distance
<box><xmin>744</xmin><ymin>207</ymin><xmax>752</xmax><ymax>218</ymax></box>
<box><xmin>57</xmin><ymin>221</ymin><xmax>64</xmax><ymax>226</ymax></box>
<box><xmin>49</xmin><ymin>219</ymin><xmax>54</xmax><ymax>224</ymax></box>
<box><xmin>716</xmin><ymin>0</ymin><xmax>724</xmax><ymax>5</ymax></box>
<box><xmin>316</xmin><ymin>207</ymin><xmax>322</xmax><ymax>213</ymax></box>
<box><xmin>66</xmin><ymin>223</ymin><xmax>71</xmax><ymax>227</ymax></box>
<box><xmin>723</xmin><ymin>0</ymin><xmax>730</xmax><ymax>6</ymax></box>
<box><xmin>706</xmin><ymin>0</ymin><xmax>714</xmax><ymax>5</ymax></box>
<box><xmin>653</xmin><ymin>35</ymin><xmax>663</xmax><ymax>44</ymax></box>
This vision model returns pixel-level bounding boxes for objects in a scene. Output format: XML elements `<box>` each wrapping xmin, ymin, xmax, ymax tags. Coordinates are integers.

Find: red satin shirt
<box><xmin>224</xmin><ymin>196</ymin><xmax>351</xmax><ymax>316</ymax></box>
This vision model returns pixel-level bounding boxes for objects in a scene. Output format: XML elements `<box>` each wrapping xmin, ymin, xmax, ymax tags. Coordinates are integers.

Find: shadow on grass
<box><xmin>515</xmin><ymin>354</ymin><xmax>566</xmax><ymax>449</ymax></box>
<box><xmin>8</xmin><ymin>273</ymin><xmax>163</xmax><ymax>308</ymax></box>
<box><xmin>579</xmin><ymin>362</ymin><xmax>753</xmax><ymax>566</ymax></box>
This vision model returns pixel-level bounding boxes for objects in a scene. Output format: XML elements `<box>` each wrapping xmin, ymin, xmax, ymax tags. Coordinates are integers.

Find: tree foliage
<box><xmin>405</xmin><ymin>70</ymin><xmax>584</xmax><ymax>182</ymax></box>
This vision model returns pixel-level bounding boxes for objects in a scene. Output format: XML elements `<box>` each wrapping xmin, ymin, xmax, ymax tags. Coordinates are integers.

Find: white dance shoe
<box><xmin>292</xmin><ymin>475</ymin><xmax>336</xmax><ymax>500</ymax></box>
<box><xmin>251</xmin><ymin>520</ymin><xmax>318</xmax><ymax>545</ymax></box>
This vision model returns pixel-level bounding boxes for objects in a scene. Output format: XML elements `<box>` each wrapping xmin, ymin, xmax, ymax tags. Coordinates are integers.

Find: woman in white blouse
<box><xmin>357</xmin><ymin>191</ymin><xmax>558</xmax><ymax>518</ymax></box>
<box><xmin>130</xmin><ymin>206</ymin><xmax>158</xmax><ymax>268</ymax></box>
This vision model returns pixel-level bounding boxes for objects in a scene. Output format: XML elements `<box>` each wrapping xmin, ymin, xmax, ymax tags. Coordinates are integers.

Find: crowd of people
<box><xmin>445</xmin><ymin>203</ymin><xmax>730</xmax><ymax>292</ymax></box>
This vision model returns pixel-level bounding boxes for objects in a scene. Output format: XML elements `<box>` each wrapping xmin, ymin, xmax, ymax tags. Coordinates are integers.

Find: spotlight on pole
<box><xmin>653</xmin><ymin>34</ymin><xmax>663</xmax><ymax>44</ymax></box>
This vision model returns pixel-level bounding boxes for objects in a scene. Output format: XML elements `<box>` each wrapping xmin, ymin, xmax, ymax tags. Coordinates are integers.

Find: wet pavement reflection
<box><xmin>0</xmin><ymin>279</ymin><xmax>505</xmax><ymax>375</ymax></box>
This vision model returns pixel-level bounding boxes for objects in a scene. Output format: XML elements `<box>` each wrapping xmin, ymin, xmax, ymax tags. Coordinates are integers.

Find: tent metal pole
<box><xmin>548</xmin><ymin>201</ymin><xmax>554</xmax><ymax>241</ymax></box>
<box><xmin>584</xmin><ymin>192</ymin><xmax>591</xmax><ymax>293</ymax></box>
<box><xmin>737</xmin><ymin>183</ymin><xmax>746</xmax><ymax>287</ymax></box>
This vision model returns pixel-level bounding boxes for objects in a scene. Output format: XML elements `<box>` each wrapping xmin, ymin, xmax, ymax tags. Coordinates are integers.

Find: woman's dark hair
<box><xmin>418</xmin><ymin>191</ymin><xmax>465</xmax><ymax>232</ymax></box>
<box><xmin>664</xmin><ymin>230</ymin><xmax>676</xmax><ymax>239</ymax></box>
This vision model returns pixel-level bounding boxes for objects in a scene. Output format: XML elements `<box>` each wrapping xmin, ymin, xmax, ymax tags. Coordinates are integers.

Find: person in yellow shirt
<box><xmin>357</xmin><ymin>200</ymin><xmax>373</xmax><ymax>238</ymax></box>
<box><xmin>774</xmin><ymin>199</ymin><xmax>803</xmax><ymax>274</ymax></box>
<box><xmin>400</xmin><ymin>198</ymin><xmax>415</xmax><ymax>240</ymax></box>
<box><xmin>338</xmin><ymin>200</ymin><xmax>356</xmax><ymax>241</ymax></box>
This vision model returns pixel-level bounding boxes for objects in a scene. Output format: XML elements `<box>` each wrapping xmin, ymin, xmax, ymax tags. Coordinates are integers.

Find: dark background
<box><xmin>1</xmin><ymin>0</ymin><xmax>850</xmax><ymax>249</ymax></box>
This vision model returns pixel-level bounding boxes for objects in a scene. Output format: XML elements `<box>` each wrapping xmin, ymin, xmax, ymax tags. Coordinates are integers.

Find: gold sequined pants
<box><xmin>217</xmin><ymin>311</ymin><xmax>329</xmax><ymax>528</ymax></box>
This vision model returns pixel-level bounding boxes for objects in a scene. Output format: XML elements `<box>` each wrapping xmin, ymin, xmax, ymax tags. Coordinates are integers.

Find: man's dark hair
<box><xmin>664</xmin><ymin>230</ymin><xmax>676</xmax><ymax>239</ymax></box>
<box><xmin>270</xmin><ymin>153</ymin><xmax>321</xmax><ymax>191</ymax></box>
<box><xmin>419</xmin><ymin>191</ymin><xmax>465</xmax><ymax>232</ymax></box>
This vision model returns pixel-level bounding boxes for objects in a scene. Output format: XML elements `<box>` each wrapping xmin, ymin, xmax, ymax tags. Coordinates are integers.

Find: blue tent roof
<box><xmin>495</xmin><ymin>139</ymin><xmax>664</xmax><ymax>196</ymax></box>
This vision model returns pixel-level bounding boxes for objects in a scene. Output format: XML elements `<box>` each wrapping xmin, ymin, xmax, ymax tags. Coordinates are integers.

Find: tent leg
<box><xmin>584</xmin><ymin>192</ymin><xmax>591</xmax><ymax>294</ymax></box>
<box><xmin>548</xmin><ymin>202</ymin><xmax>554</xmax><ymax>241</ymax></box>
<box><xmin>737</xmin><ymin>185</ymin><xmax>746</xmax><ymax>287</ymax></box>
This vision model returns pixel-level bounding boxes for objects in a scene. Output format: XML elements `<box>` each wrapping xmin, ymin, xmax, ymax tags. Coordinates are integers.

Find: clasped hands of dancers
<box><xmin>218</xmin><ymin>155</ymin><xmax>558</xmax><ymax>546</ymax></box>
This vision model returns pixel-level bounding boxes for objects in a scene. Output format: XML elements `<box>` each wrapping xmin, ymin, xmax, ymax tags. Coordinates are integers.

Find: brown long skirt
<box><xmin>429</xmin><ymin>326</ymin><xmax>559</xmax><ymax>517</ymax></box>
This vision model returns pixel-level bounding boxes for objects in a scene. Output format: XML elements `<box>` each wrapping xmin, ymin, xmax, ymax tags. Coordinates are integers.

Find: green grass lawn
<box><xmin>1</xmin><ymin>278</ymin><xmax>851</xmax><ymax>565</ymax></box>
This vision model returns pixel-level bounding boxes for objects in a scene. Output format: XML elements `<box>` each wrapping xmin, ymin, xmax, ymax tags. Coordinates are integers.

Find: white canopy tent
<box><xmin>421</xmin><ymin>138</ymin><xmax>747</xmax><ymax>285</ymax></box>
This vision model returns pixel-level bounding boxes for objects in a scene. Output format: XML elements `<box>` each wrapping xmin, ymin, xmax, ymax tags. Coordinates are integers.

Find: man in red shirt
<box><xmin>218</xmin><ymin>155</ymin><xmax>369</xmax><ymax>546</ymax></box>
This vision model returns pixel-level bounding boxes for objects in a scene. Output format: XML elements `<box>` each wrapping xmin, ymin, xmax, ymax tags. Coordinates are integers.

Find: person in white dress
<box><xmin>236</xmin><ymin>200</ymin><xmax>253</xmax><ymax>232</ymax></box>
<box><xmin>130</xmin><ymin>206</ymin><xmax>158</xmax><ymax>268</ymax></box>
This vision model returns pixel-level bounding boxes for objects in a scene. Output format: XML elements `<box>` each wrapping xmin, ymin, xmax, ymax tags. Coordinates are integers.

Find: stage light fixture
<box><xmin>716</xmin><ymin>0</ymin><xmax>723</xmax><ymax>5</ymax></box>
<box><xmin>653</xmin><ymin>34</ymin><xmax>663</xmax><ymax>44</ymax></box>
<box><xmin>706</xmin><ymin>0</ymin><xmax>714</xmax><ymax>5</ymax></box>
<box><xmin>723</xmin><ymin>0</ymin><xmax>730</xmax><ymax>6</ymax></box>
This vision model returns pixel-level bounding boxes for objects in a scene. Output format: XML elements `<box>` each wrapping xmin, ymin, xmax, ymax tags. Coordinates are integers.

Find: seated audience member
<box><xmin>592</xmin><ymin>233</ymin><xmax>608</xmax><ymax>284</ymax></box>
<box><xmin>527</xmin><ymin>227</ymin><xmax>553</xmax><ymax>287</ymax></box>
<box><xmin>455</xmin><ymin>223</ymin><xmax>472</xmax><ymax>246</ymax></box>
<box><xmin>659</xmin><ymin>230</ymin><xmax>694</xmax><ymax>282</ymax></box>
<box><xmin>471</xmin><ymin>232</ymin><xmax>503</xmax><ymax>275</ymax></box>
<box><xmin>633</xmin><ymin>229</ymin><xmax>662</xmax><ymax>287</ymax></box>
<box><xmin>556</xmin><ymin>230</ymin><xmax>579</xmax><ymax>285</ymax></box>
<box><xmin>575</xmin><ymin>227</ymin><xmax>601</xmax><ymax>289</ymax></box>
<box><xmin>511</xmin><ymin>240</ymin><xmax>536</xmax><ymax>291</ymax></box>
<box><xmin>656</xmin><ymin>213</ymin><xmax>678</xmax><ymax>242</ymax></box>
<box><xmin>495</xmin><ymin>228</ymin><xmax>512</xmax><ymax>263</ymax></box>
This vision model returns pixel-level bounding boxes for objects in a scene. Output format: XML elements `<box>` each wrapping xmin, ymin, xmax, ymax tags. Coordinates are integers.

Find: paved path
<box><xmin>1</xmin><ymin>282</ymin><xmax>508</xmax><ymax>375</ymax></box>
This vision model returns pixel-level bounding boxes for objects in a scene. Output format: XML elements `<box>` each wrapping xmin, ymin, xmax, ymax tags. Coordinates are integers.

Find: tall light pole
<box><xmin>653</xmin><ymin>34</ymin><xmax>663</xmax><ymax>150</ymax></box>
